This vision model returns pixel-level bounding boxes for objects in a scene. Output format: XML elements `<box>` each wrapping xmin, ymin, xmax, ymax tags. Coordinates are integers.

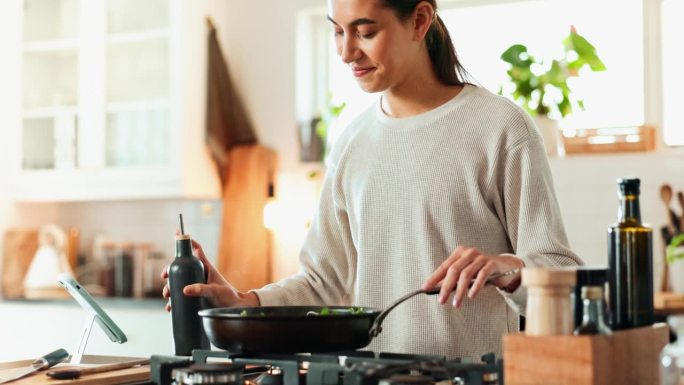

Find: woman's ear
<box><xmin>412</xmin><ymin>1</ymin><xmax>435</xmax><ymax>41</ymax></box>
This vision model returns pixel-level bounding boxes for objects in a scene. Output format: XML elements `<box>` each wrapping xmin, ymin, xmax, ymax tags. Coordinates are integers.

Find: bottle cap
<box><xmin>581</xmin><ymin>285</ymin><xmax>604</xmax><ymax>300</ymax></box>
<box><xmin>576</xmin><ymin>267</ymin><xmax>607</xmax><ymax>287</ymax></box>
<box><xmin>617</xmin><ymin>178</ymin><xmax>640</xmax><ymax>195</ymax></box>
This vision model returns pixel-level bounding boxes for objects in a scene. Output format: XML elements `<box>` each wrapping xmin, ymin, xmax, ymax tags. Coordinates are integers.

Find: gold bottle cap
<box><xmin>581</xmin><ymin>285</ymin><xmax>604</xmax><ymax>300</ymax></box>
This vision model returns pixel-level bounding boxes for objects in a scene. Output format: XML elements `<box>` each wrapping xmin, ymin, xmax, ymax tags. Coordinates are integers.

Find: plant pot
<box><xmin>534</xmin><ymin>116</ymin><xmax>565</xmax><ymax>157</ymax></box>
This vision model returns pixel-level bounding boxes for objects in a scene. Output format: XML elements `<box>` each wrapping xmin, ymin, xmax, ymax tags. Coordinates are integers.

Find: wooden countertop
<box><xmin>655</xmin><ymin>292</ymin><xmax>684</xmax><ymax>315</ymax></box>
<box><xmin>0</xmin><ymin>355</ymin><xmax>149</xmax><ymax>385</ymax></box>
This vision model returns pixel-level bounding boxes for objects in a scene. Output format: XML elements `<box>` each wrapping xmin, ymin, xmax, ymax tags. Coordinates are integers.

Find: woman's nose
<box><xmin>339</xmin><ymin>36</ymin><xmax>359</xmax><ymax>64</ymax></box>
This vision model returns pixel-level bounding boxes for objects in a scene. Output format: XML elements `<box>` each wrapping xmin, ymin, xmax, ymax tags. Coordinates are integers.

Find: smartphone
<box><xmin>57</xmin><ymin>273</ymin><xmax>128</xmax><ymax>344</ymax></box>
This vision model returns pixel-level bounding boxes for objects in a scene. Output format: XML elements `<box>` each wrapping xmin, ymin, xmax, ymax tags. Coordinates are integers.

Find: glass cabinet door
<box><xmin>22</xmin><ymin>0</ymin><xmax>79</xmax><ymax>170</ymax></box>
<box><xmin>104</xmin><ymin>0</ymin><xmax>170</xmax><ymax>168</ymax></box>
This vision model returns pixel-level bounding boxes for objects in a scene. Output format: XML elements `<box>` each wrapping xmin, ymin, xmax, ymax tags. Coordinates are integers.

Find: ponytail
<box><xmin>381</xmin><ymin>0</ymin><xmax>469</xmax><ymax>86</ymax></box>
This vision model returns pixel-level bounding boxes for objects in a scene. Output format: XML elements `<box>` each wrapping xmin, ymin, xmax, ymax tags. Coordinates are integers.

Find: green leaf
<box><xmin>566</xmin><ymin>30</ymin><xmax>607</xmax><ymax>71</ymax></box>
<box><xmin>546</xmin><ymin>60</ymin><xmax>566</xmax><ymax>87</ymax></box>
<box><xmin>558</xmin><ymin>96</ymin><xmax>572</xmax><ymax>118</ymax></box>
<box><xmin>501</xmin><ymin>44</ymin><xmax>533</xmax><ymax>68</ymax></box>
<box><xmin>667</xmin><ymin>234</ymin><xmax>684</xmax><ymax>263</ymax></box>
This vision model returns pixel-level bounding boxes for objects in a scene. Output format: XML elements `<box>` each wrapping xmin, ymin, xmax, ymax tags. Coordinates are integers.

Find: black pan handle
<box><xmin>367</xmin><ymin>268</ymin><xmax>520</xmax><ymax>338</ymax></box>
<box><xmin>368</xmin><ymin>288</ymin><xmax>430</xmax><ymax>338</ymax></box>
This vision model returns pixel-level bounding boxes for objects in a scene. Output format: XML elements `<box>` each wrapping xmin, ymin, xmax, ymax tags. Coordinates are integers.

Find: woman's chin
<box><xmin>356</xmin><ymin>80</ymin><xmax>385</xmax><ymax>94</ymax></box>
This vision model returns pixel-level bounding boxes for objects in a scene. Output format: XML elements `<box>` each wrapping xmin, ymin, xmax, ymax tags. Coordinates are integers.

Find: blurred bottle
<box><xmin>143</xmin><ymin>250</ymin><xmax>169</xmax><ymax>298</ymax></box>
<box><xmin>66</xmin><ymin>227</ymin><xmax>80</xmax><ymax>269</ymax></box>
<box><xmin>608</xmin><ymin>177</ymin><xmax>654</xmax><ymax>329</ymax></box>
<box><xmin>574</xmin><ymin>267</ymin><xmax>608</xmax><ymax>328</ymax></box>
<box><xmin>574</xmin><ymin>285</ymin><xmax>612</xmax><ymax>335</ymax></box>
<box><xmin>114</xmin><ymin>243</ymin><xmax>134</xmax><ymax>297</ymax></box>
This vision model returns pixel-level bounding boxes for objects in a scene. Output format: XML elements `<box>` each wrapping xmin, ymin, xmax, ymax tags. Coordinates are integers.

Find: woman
<box><xmin>163</xmin><ymin>0</ymin><xmax>582</xmax><ymax>358</ymax></box>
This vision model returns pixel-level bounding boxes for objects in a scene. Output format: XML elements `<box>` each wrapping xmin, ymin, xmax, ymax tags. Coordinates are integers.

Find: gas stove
<box><xmin>150</xmin><ymin>350</ymin><xmax>503</xmax><ymax>385</ymax></box>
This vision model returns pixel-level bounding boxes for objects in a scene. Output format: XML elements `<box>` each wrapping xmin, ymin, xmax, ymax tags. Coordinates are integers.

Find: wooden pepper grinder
<box><xmin>522</xmin><ymin>267</ymin><xmax>577</xmax><ymax>336</ymax></box>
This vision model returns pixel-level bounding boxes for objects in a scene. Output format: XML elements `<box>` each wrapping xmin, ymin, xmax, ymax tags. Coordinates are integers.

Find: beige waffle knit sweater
<box><xmin>254</xmin><ymin>85</ymin><xmax>582</xmax><ymax>359</ymax></box>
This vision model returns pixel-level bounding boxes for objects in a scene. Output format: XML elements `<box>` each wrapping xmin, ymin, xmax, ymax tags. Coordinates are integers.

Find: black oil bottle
<box><xmin>169</xmin><ymin>214</ymin><xmax>210</xmax><ymax>355</ymax></box>
<box><xmin>607</xmin><ymin>178</ymin><xmax>654</xmax><ymax>329</ymax></box>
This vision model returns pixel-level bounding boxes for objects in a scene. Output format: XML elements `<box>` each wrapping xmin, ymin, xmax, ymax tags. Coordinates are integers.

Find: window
<box><xmin>662</xmin><ymin>0</ymin><xmax>684</xmax><ymax>146</ymax></box>
<box><xmin>440</xmin><ymin>0</ymin><xmax>643</xmax><ymax>131</ymax></box>
<box><xmin>302</xmin><ymin>0</ymin><xmax>678</xmax><ymax>152</ymax></box>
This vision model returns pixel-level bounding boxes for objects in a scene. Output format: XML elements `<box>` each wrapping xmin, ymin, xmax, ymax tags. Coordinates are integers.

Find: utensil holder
<box><xmin>503</xmin><ymin>323</ymin><xmax>668</xmax><ymax>385</ymax></box>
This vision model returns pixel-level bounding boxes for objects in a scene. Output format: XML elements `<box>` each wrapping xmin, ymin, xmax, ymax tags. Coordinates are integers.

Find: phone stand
<box><xmin>71</xmin><ymin>311</ymin><xmax>99</xmax><ymax>364</ymax></box>
<box><xmin>57</xmin><ymin>274</ymin><xmax>128</xmax><ymax>364</ymax></box>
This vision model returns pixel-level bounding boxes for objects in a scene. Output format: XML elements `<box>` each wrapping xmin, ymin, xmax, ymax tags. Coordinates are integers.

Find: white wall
<box><xmin>550</xmin><ymin>152</ymin><xmax>684</xmax><ymax>284</ymax></box>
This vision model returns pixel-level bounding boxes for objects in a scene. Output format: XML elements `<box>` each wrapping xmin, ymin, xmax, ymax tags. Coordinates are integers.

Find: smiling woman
<box><xmin>167</xmin><ymin>0</ymin><xmax>582</xmax><ymax>360</ymax></box>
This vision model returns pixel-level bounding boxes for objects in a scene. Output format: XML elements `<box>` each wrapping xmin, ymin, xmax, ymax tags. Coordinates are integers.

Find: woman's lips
<box><xmin>352</xmin><ymin>67</ymin><xmax>375</xmax><ymax>78</ymax></box>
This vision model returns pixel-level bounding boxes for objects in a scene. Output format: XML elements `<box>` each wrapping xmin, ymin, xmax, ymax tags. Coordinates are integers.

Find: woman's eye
<box><xmin>357</xmin><ymin>31</ymin><xmax>376</xmax><ymax>39</ymax></box>
<box><xmin>334</xmin><ymin>30</ymin><xmax>344</xmax><ymax>37</ymax></box>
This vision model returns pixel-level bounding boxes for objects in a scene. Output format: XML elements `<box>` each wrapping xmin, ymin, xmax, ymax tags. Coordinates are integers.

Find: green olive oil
<box><xmin>607</xmin><ymin>178</ymin><xmax>654</xmax><ymax>329</ymax></box>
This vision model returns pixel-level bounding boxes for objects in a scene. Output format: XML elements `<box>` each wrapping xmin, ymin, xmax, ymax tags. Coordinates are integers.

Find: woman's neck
<box><xmin>381</xmin><ymin>53</ymin><xmax>463</xmax><ymax>118</ymax></box>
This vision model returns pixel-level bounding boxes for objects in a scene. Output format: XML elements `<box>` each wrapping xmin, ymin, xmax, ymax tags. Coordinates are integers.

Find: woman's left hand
<box><xmin>421</xmin><ymin>246</ymin><xmax>525</xmax><ymax>308</ymax></box>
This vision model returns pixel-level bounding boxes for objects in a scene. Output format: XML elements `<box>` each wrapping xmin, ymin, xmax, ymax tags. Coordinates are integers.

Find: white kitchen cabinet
<box><xmin>3</xmin><ymin>0</ymin><xmax>225</xmax><ymax>201</ymax></box>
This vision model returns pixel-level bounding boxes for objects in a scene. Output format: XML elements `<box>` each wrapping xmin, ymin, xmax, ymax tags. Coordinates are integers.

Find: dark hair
<box><xmin>380</xmin><ymin>0</ymin><xmax>469</xmax><ymax>86</ymax></box>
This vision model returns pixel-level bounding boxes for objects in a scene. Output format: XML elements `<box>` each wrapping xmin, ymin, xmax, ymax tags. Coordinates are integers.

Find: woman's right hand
<box><xmin>161</xmin><ymin>239</ymin><xmax>260</xmax><ymax>311</ymax></box>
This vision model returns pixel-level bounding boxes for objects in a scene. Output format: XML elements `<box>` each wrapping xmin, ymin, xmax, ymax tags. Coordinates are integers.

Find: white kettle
<box><xmin>23</xmin><ymin>224</ymin><xmax>74</xmax><ymax>299</ymax></box>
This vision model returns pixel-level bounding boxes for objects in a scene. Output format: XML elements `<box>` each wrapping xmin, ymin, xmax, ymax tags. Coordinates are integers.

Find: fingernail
<box><xmin>454</xmin><ymin>298</ymin><xmax>461</xmax><ymax>308</ymax></box>
<box><xmin>438</xmin><ymin>295</ymin><xmax>445</xmax><ymax>304</ymax></box>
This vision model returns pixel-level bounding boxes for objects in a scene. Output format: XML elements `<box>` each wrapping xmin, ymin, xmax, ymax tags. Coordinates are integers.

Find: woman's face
<box><xmin>327</xmin><ymin>0</ymin><xmax>421</xmax><ymax>93</ymax></box>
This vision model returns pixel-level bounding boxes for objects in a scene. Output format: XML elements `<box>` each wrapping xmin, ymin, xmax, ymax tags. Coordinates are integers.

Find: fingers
<box><xmin>426</xmin><ymin>246</ymin><xmax>498</xmax><ymax>308</ymax></box>
<box><xmin>191</xmin><ymin>240</ymin><xmax>208</xmax><ymax>261</ymax></box>
<box><xmin>422</xmin><ymin>246</ymin><xmax>465</xmax><ymax>290</ymax></box>
<box><xmin>452</xmin><ymin>257</ymin><xmax>486</xmax><ymax>308</ymax></box>
<box><xmin>165</xmin><ymin>301</ymin><xmax>171</xmax><ymax>312</ymax></box>
<box><xmin>437</xmin><ymin>248</ymin><xmax>480</xmax><ymax>306</ymax></box>
<box><xmin>467</xmin><ymin>261</ymin><xmax>496</xmax><ymax>300</ymax></box>
<box><xmin>160</xmin><ymin>265</ymin><xmax>169</xmax><ymax>279</ymax></box>
<box><xmin>162</xmin><ymin>284</ymin><xmax>170</xmax><ymax>299</ymax></box>
<box><xmin>183</xmin><ymin>283</ymin><xmax>207</xmax><ymax>297</ymax></box>
<box><xmin>191</xmin><ymin>240</ymin><xmax>217</xmax><ymax>275</ymax></box>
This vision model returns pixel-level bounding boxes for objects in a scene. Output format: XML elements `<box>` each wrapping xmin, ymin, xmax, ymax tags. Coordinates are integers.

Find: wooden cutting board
<box><xmin>0</xmin><ymin>358</ymin><xmax>149</xmax><ymax>385</ymax></box>
<box><xmin>2</xmin><ymin>229</ymin><xmax>39</xmax><ymax>298</ymax></box>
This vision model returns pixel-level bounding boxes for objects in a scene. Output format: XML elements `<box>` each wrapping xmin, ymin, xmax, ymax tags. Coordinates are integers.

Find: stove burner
<box><xmin>151</xmin><ymin>350</ymin><xmax>503</xmax><ymax>385</ymax></box>
<box><xmin>173</xmin><ymin>363</ymin><xmax>244</xmax><ymax>385</ymax></box>
<box><xmin>256</xmin><ymin>368</ymin><xmax>283</xmax><ymax>385</ymax></box>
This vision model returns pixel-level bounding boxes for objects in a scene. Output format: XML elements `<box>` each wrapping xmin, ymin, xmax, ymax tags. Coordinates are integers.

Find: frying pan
<box><xmin>199</xmin><ymin>269</ymin><xmax>519</xmax><ymax>353</ymax></box>
<box><xmin>198</xmin><ymin>287</ymin><xmax>439</xmax><ymax>353</ymax></box>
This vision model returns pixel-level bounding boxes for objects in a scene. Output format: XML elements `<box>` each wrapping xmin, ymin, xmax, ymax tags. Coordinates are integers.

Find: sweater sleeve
<box><xmin>252</xmin><ymin>163</ymin><xmax>357</xmax><ymax>306</ymax></box>
<box><xmin>494</xmin><ymin>128</ymin><xmax>584</xmax><ymax>314</ymax></box>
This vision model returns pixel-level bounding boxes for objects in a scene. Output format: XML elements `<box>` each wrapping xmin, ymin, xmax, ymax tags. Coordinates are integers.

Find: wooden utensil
<box><xmin>1</xmin><ymin>229</ymin><xmax>39</xmax><ymax>298</ymax></box>
<box><xmin>45</xmin><ymin>359</ymin><xmax>150</xmax><ymax>380</ymax></box>
<box><xmin>660</xmin><ymin>184</ymin><xmax>679</xmax><ymax>235</ymax></box>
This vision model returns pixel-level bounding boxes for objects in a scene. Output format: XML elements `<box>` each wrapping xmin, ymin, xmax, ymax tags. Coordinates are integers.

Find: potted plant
<box><xmin>499</xmin><ymin>26</ymin><xmax>606</xmax><ymax>156</ymax></box>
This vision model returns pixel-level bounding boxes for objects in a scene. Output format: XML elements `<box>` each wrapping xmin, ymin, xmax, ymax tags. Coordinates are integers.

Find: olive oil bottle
<box><xmin>169</xmin><ymin>214</ymin><xmax>209</xmax><ymax>355</ymax></box>
<box><xmin>607</xmin><ymin>178</ymin><xmax>654</xmax><ymax>329</ymax></box>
